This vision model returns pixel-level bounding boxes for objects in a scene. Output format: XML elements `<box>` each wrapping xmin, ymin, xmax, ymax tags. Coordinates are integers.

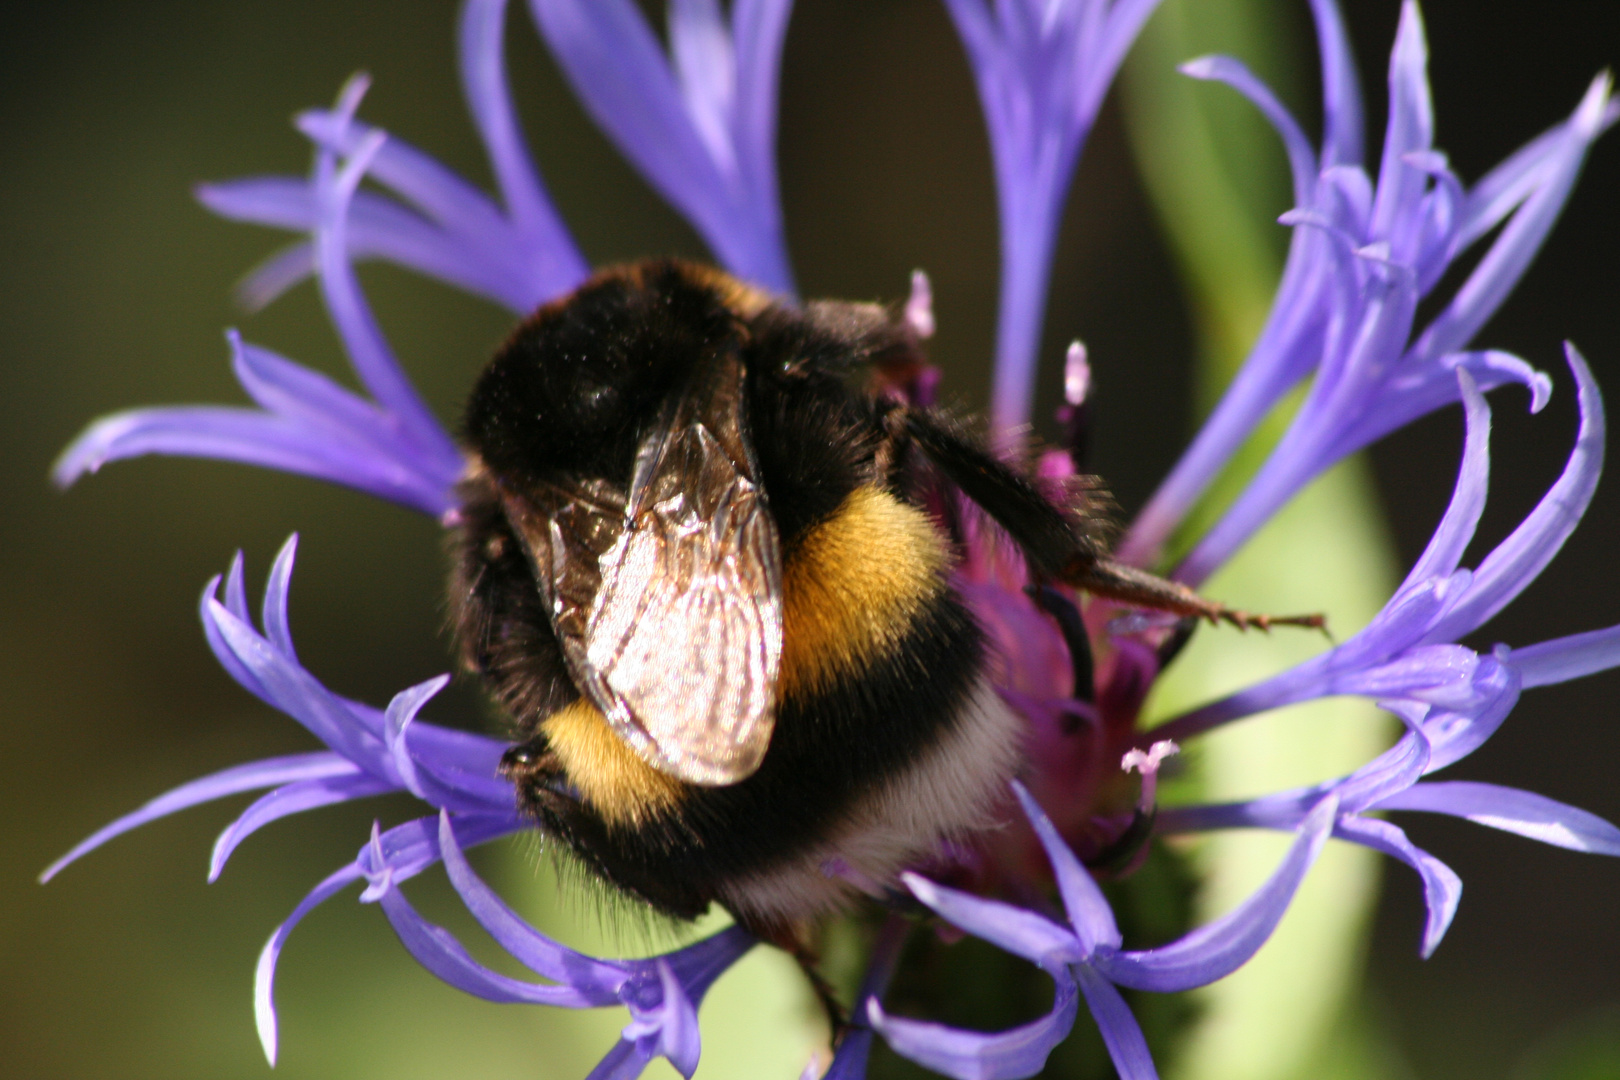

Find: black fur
<box><xmin>448</xmin><ymin>484</ymin><xmax>580</xmax><ymax>724</ymax></box>
<box><xmin>463</xmin><ymin>261</ymin><xmax>738</xmax><ymax>487</ymax></box>
<box><xmin>452</xmin><ymin>259</ymin><xmax>1087</xmax><ymax>921</ymax></box>
<box><xmin>904</xmin><ymin>409</ymin><xmax>1104</xmax><ymax>578</ymax></box>
<box><xmin>513</xmin><ymin>590</ymin><xmax>984</xmax><ymax>918</ymax></box>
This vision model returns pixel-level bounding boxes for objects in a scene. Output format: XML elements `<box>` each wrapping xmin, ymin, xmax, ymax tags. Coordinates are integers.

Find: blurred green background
<box><xmin>2</xmin><ymin>1</ymin><xmax>1618</xmax><ymax>1078</ymax></box>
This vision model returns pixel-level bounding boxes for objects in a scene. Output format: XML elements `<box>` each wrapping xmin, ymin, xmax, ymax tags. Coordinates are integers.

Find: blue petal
<box><xmin>1155</xmin><ymin>790</ymin><xmax>1319</xmax><ymax>835</ymax></box>
<box><xmin>1159</xmin><ymin>723</ymin><xmax>1429</xmax><ymax>836</ymax></box>
<box><xmin>402</xmin><ymin>722</ymin><xmax>515</xmax><ymax>807</ymax></box>
<box><xmin>1427</xmin><ymin>344</ymin><xmax>1604</xmax><ymax>642</ymax></box>
<box><xmin>1175</xmin><ymin>267</ymin><xmax>1421</xmax><ymax>584</ymax></box>
<box><xmin>384</xmin><ymin>674</ymin><xmax>456</xmax><ymax>801</ymax></box>
<box><xmin>1332</xmin><ymin>815</ymin><xmax>1460</xmax><ymax>958</ymax></box>
<box><xmin>1117</xmin><ymin>242</ymin><xmax>1330</xmax><ymax>567</ymax></box>
<box><xmin>1334</xmin><ymin>728</ymin><xmax>1431</xmax><ymax>814</ymax></box>
<box><xmin>1180</xmin><ymin>55</ymin><xmax>1317</xmax><ymax>208</ymax></box>
<box><xmin>659</xmin><ymin>924</ymin><xmax>756</xmax><ymax>1001</ymax></box>
<box><xmin>1454</xmin><ymin>81</ymin><xmax>1619</xmax><ymax>252</ymax></box>
<box><xmin>940</xmin><ymin>0</ymin><xmax>1163</xmax><ymax>433</ymax></box>
<box><xmin>254</xmin><ymin>863</ymin><xmax>365</xmax><ymax>1065</ymax></box>
<box><xmin>811</xmin><ymin>1026</ymin><xmax>876</xmax><ymax>1080</ymax></box>
<box><xmin>230</xmin><ymin>338</ymin><xmax>434</xmax><ymax>465</ymax></box>
<box><xmin>201</xmin><ymin>570</ymin><xmax>273</xmax><ymax>707</ymax></box>
<box><xmin>1413</xmin><ymin>74</ymin><xmax>1614</xmax><ymax>363</ymax></box>
<box><xmin>52</xmin><ymin>403</ymin><xmax>459</xmax><ymax>517</ymax></box>
<box><xmin>1333</xmin><ymin>347</ymin><xmax>1550</xmax><ymax>460</ymax></box>
<box><xmin>668</xmin><ymin>0</ymin><xmax>736</xmax><ymax>175</ymax></box>
<box><xmin>901</xmin><ymin>872</ymin><xmax>1083</xmax><ymax>969</ymax></box>
<box><xmin>298</xmin><ymin>80</ymin><xmax>516</xmax><ymax>239</ymax></box>
<box><xmin>39</xmin><ymin>751</ymin><xmax>356</xmax><ymax>883</ymax></box>
<box><xmin>209</xmin><ymin>772</ymin><xmax>396</xmax><ymax>882</ymax></box>
<box><xmin>200</xmin><ymin>178</ymin><xmax>533</xmax><ymax>311</ymax></box>
<box><xmin>869</xmin><ymin>970</ymin><xmax>1080</xmax><ymax>1080</ymax></box>
<box><xmin>1419</xmin><ymin>658</ymin><xmax>1522</xmax><ymax>772</ymax></box>
<box><xmin>260</xmin><ymin>533</ymin><xmax>300</xmax><ymax>659</ymax></box>
<box><xmin>1305</xmin><ymin>0</ymin><xmax>1363</xmax><ymax>167</ymax></box>
<box><xmin>205</xmin><ymin>598</ymin><xmax>391</xmax><ymax>771</ymax></box>
<box><xmin>1368</xmin><ymin>1</ymin><xmax>1434</xmax><ymax>247</ymax></box>
<box><xmin>1378</xmin><ymin>781</ymin><xmax>1620</xmax><ymax>856</ymax></box>
<box><xmin>312</xmin><ymin>132</ymin><xmax>462</xmax><ymax>470</ymax></box>
<box><xmin>528</xmin><ymin>0</ymin><xmax>724</xmax><ymax>209</ymax></box>
<box><xmin>628</xmin><ymin>960</ymin><xmax>701</xmax><ymax>1077</ymax></box>
<box><xmin>458</xmin><ymin>0</ymin><xmax>586</xmax><ymax>293</ymax></box>
<box><xmin>730</xmin><ymin>0</ymin><xmax>795</xmax><ymax>209</ymax></box>
<box><xmin>436</xmin><ymin>811</ymin><xmax>628</xmax><ymax>994</ymax></box>
<box><xmin>221</xmin><ymin>550</ymin><xmax>251</xmax><ymax>619</ymax></box>
<box><xmin>1151</xmin><ymin>574</ymin><xmax>1457</xmax><ymax>745</ymax></box>
<box><xmin>1511</xmin><ymin>622</ymin><xmax>1620</xmax><ymax>689</ymax></box>
<box><xmin>355</xmin><ymin>812</ymin><xmax>526</xmax><ymax>891</ymax></box>
<box><xmin>526</xmin><ymin>0</ymin><xmax>792</xmax><ymax>291</ymax></box>
<box><xmin>1401</xmin><ymin>369</ymin><xmax>1492</xmax><ymax>584</ymax></box>
<box><xmin>374</xmin><ymin>879</ymin><xmax>609</xmax><ymax>1007</ymax></box>
<box><xmin>584</xmin><ymin>1039</ymin><xmax>655</xmax><ymax>1080</ymax></box>
<box><xmin>1097</xmin><ymin>794</ymin><xmax>1338</xmax><ymax>992</ymax></box>
<box><xmin>1073</xmin><ymin>964</ymin><xmax>1159</xmax><ymax>1080</ymax></box>
<box><xmin>1011</xmin><ymin>781</ymin><xmax>1120</xmax><ymax>952</ymax></box>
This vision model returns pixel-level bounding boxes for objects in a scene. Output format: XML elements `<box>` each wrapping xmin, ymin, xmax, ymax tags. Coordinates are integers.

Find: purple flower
<box><xmin>55</xmin><ymin>0</ymin><xmax>798</xmax><ymax>513</ymax></box>
<box><xmin>1120</xmin><ymin>0</ymin><xmax>1618</xmax><ymax>579</ymax></box>
<box><xmin>368</xmin><ymin>811</ymin><xmax>754</xmax><ymax>1079</ymax></box>
<box><xmin>40</xmin><ymin>536</ymin><xmax>755</xmax><ymax>1078</ymax></box>
<box><xmin>869</xmin><ymin>783</ymin><xmax>1337</xmax><ymax>1080</ymax></box>
<box><xmin>43</xmin><ymin>1</ymin><xmax>1620</xmax><ymax>1078</ymax></box>
<box><xmin>942</xmin><ymin>0</ymin><xmax>1165</xmax><ymax>433</ymax></box>
<box><xmin>56</xmin><ymin>104</ymin><xmax>467</xmax><ymax>518</ymax></box>
<box><xmin>527</xmin><ymin>0</ymin><xmax>796</xmax><ymax>293</ymax></box>
<box><xmin>1154</xmin><ymin>349</ymin><xmax>1620</xmax><ymax>958</ymax></box>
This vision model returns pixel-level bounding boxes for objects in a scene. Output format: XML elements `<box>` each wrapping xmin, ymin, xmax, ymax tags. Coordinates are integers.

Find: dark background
<box><xmin>1</xmin><ymin>1</ymin><xmax>1617</xmax><ymax>1077</ymax></box>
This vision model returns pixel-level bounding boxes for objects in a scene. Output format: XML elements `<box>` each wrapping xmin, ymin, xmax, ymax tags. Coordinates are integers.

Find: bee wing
<box><xmin>505</xmin><ymin>346</ymin><xmax>783</xmax><ymax>786</ymax></box>
<box><xmin>587</xmin><ymin>345</ymin><xmax>782</xmax><ymax>784</ymax></box>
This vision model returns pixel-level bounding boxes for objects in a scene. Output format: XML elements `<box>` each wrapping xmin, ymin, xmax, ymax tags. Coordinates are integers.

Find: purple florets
<box><xmin>45</xmin><ymin>1</ymin><xmax>1620</xmax><ymax>1078</ymax></box>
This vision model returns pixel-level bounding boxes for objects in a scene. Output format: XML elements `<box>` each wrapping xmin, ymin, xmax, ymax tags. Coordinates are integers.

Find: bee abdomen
<box><xmin>583</xmin><ymin>487</ymin><xmax>1021</xmax><ymax>921</ymax></box>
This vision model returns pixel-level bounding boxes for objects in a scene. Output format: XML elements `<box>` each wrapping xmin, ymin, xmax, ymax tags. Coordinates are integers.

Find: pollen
<box><xmin>541</xmin><ymin>699</ymin><xmax>685</xmax><ymax>827</ymax></box>
<box><xmin>778</xmin><ymin>485</ymin><xmax>951</xmax><ymax>699</ymax></box>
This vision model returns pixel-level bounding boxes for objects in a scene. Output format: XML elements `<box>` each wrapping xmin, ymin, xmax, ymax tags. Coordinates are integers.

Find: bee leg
<box><xmin>1026</xmin><ymin>584</ymin><xmax>1096</xmax><ymax>703</ymax></box>
<box><xmin>1066</xmin><ymin>557</ymin><xmax>1326</xmax><ymax>633</ymax></box>
<box><xmin>900</xmin><ymin>408</ymin><xmax>1105</xmax><ymax>575</ymax></box>
<box><xmin>797</xmin><ymin>946</ymin><xmax>850</xmax><ymax>1043</ymax></box>
<box><xmin>498</xmin><ymin>735</ymin><xmax>553</xmax><ymax>776</ymax></box>
<box><xmin>899</xmin><ymin>409</ymin><xmax>1327</xmax><ymax>633</ymax></box>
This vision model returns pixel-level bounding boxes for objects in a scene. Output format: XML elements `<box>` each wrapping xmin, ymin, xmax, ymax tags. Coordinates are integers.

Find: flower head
<box><xmin>1120</xmin><ymin>0</ymin><xmax>1618</xmax><ymax>578</ymax></box>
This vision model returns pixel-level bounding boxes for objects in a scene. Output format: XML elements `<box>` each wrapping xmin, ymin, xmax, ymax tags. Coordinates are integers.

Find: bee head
<box><xmin>463</xmin><ymin>259</ymin><xmax>758</xmax><ymax>493</ymax></box>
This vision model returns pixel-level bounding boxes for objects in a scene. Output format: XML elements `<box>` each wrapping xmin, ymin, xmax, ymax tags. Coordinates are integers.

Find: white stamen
<box><xmin>1122</xmin><ymin>739</ymin><xmax>1179</xmax><ymax>813</ymax></box>
<box><xmin>1121</xmin><ymin>739</ymin><xmax>1180</xmax><ymax>776</ymax></box>
<box><xmin>905</xmin><ymin>269</ymin><xmax>935</xmax><ymax>339</ymax></box>
<box><xmin>1064</xmin><ymin>340</ymin><xmax>1090</xmax><ymax>406</ymax></box>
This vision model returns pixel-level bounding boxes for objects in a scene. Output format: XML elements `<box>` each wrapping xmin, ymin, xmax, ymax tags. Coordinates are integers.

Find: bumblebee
<box><xmin>450</xmin><ymin>259</ymin><xmax>1303</xmax><ymax>944</ymax></box>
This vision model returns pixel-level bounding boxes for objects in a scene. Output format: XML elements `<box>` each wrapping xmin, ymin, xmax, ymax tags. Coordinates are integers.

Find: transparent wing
<box><xmin>502</xmin><ymin>345</ymin><xmax>783</xmax><ymax>786</ymax></box>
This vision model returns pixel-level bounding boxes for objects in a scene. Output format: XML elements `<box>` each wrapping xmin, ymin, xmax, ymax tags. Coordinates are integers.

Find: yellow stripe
<box><xmin>779</xmin><ymin>486</ymin><xmax>949</xmax><ymax>698</ymax></box>
<box><xmin>542</xmin><ymin>699</ymin><xmax>684</xmax><ymax>828</ymax></box>
<box><xmin>544</xmin><ymin>486</ymin><xmax>950</xmax><ymax>826</ymax></box>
